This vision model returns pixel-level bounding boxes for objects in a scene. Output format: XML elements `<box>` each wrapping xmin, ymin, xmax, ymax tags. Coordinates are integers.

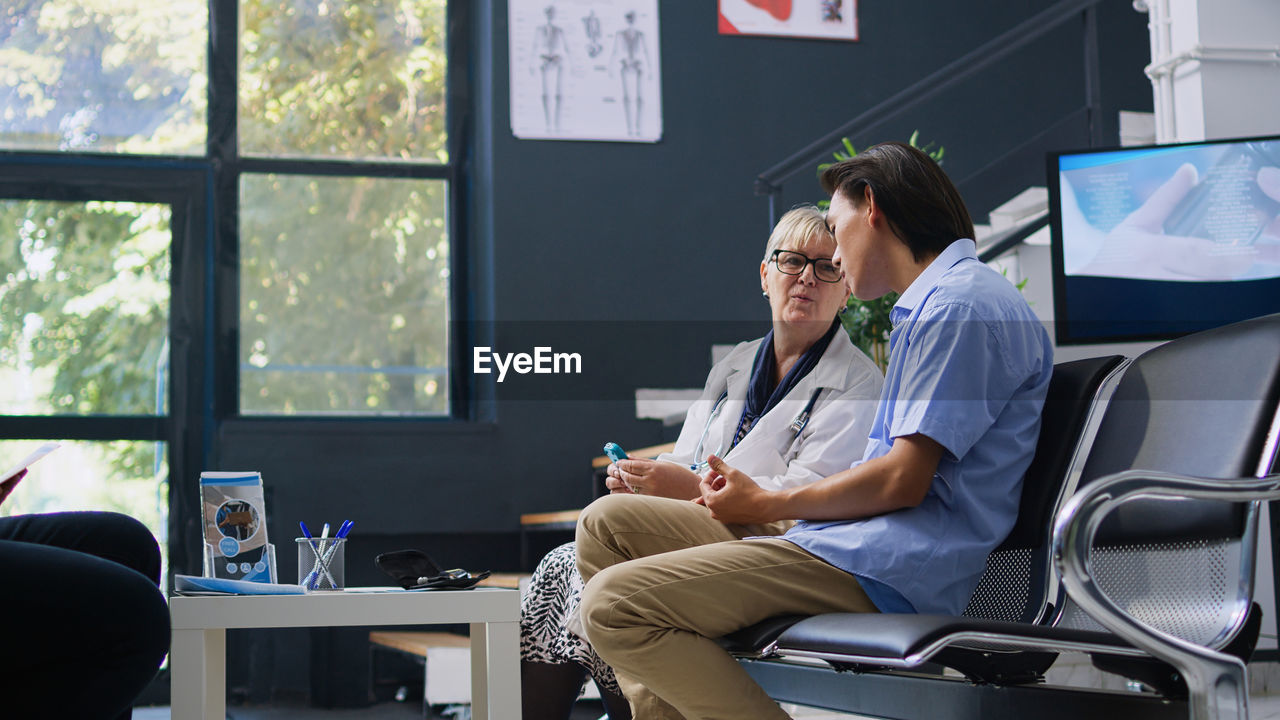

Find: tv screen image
<box><xmin>1048</xmin><ymin>134</ymin><xmax>1280</xmax><ymax>345</ymax></box>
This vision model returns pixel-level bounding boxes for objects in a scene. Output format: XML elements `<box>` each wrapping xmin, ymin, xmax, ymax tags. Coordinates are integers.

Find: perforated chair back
<box><xmin>961</xmin><ymin>355</ymin><xmax>1125</xmax><ymax>624</ymax></box>
<box><xmin>1053</xmin><ymin>313</ymin><xmax>1280</xmax><ymax>648</ymax></box>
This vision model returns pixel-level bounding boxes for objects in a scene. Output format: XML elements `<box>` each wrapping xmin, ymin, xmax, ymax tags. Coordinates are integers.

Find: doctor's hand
<box><xmin>608</xmin><ymin>458</ymin><xmax>701</xmax><ymax>500</ymax></box>
<box><xmin>0</xmin><ymin>468</ymin><xmax>27</xmax><ymax>506</ymax></box>
<box><xmin>695</xmin><ymin>455</ymin><xmax>777</xmax><ymax>524</ymax></box>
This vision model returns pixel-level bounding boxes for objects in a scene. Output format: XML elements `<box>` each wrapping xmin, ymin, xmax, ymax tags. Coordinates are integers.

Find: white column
<box><xmin>1137</xmin><ymin>0</ymin><xmax>1280</xmax><ymax>142</ymax></box>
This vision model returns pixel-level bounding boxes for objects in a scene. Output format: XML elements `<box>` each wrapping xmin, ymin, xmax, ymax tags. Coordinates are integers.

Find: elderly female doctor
<box><xmin>520</xmin><ymin>205</ymin><xmax>884</xmax><ymax>720</ymax></box>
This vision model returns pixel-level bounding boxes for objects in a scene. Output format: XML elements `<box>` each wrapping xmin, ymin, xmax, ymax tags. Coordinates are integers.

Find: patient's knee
<box><xmin>576</xmin><ymin>494</ymin><xmax>631</xmax><ymax>582</ymax></box>
<box><xmin>575</xmin><ymin>493</ymin><xmax>636</xmax><ymax>548</ymax></box>
<box><xmin>579</xmin><ymin>564</ymin><xmax>629</xmax><ymax>649</ymax></box>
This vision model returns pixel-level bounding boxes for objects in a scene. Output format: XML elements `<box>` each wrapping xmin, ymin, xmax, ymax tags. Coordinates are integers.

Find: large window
<box><xmin>239</xmin><ymin>173</ymin><xmax>449</xmax><ymax>415</ymax></box>
<box><xmin>0</xmin><ymin>438</ymin><xmax>168</xmax><ymax>548</ymax></box>
<box><xmin>0</xmin><ymin>195</ymin><xmax>174</xmax><ymax>568</ymax></box>
<box><xmin>239</xmin><ymin>0</ymin><xmax>447</xmax><ymax>162</ymax></box>
<box><xmin>235</xmin><ymin>0</ymin><xmax>453</xmax><ymax>416</ymax></box>
<box><xmin>0</xmin><ymin>1</ymin><xmax>460</xmax><ymax>577</ymax></box>
<box><xmin>0</xmin><ymin>199</ymin><xmax>171</xmax><ymax>416</ymax></box>
<box><xmin>0</xmin><ymin>1</ymin><xmax>207</xmax><ymax>155</ymax></box>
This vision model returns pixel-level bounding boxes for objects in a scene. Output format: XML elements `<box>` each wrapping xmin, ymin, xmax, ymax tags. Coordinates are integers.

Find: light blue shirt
<box><xmin>783</xmin><ymin>239</ymin><xmax>1053</xmax><ymax>615</ymax></box>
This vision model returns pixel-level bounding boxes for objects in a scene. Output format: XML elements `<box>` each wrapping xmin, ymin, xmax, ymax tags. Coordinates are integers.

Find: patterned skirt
<box><xmin>520</xmin><ymin>541</ymin><xmax>620</xmax><ymax>696</ymax></box>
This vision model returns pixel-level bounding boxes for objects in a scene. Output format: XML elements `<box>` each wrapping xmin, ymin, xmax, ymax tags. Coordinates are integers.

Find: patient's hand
<box><xmin>696</xmin><ymin>455</ymin><xmax>776</xmax><ymax>524</ymax></box>
<box><xmin>0</xmin><ymin>468</ymin><xmax>27</xmax><ymax>506</ymax></box>
<box><xmin>610</xmin><ymin>458</ymin><xmax>700</xmax><ymax>500</ymax></box>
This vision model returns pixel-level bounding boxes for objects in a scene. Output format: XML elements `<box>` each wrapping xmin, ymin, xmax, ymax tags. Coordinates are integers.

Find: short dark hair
<box><xmin>819</xmin><ymin>141</ymin><xmax>975</xmax><ymax>262</ymax></box>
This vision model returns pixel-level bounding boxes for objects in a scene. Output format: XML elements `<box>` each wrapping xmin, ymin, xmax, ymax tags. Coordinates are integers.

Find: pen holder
<box><xmin>297</xmin><ymin>537</ymin><xmax>346</xmax><ymax>591</ymax></box>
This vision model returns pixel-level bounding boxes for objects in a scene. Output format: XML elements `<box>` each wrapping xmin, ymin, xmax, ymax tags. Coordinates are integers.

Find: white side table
<box><xmin>169</xmin><ymin>588</ymin><xmax>521</xmax><ymax>719</ymax></box>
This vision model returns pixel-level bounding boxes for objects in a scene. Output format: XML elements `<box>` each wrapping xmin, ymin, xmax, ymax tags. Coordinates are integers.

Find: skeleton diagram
<box><xmin>531</xmin><ymin>5</ymin><xmax>571</xmax><ymax>133</ymax></box>
<box><xmin>610</xmin><ymin>11</ymin><xmax>651</xmax><ymax>137</ymax></box>
<box><xmin>582</xmin><ymin>10</ymin><xmax>603</xmax><ymax>58</ymax></box>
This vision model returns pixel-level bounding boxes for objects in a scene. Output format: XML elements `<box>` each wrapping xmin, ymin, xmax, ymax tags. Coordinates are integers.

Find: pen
<box><xmin>314</xmin><ymin>520</ymin><xmax>353</xmax><ymax>587</ymax></box>
<box><xmin>314</xmin><ymin>520</ymin><xmax>352</xmax><ymax>588</ymax></box>
<box><xmin>299</xmin><ymin>521</ymin><xmax>320</xmax><ymax>589</ymax></box>
<box><xmin>300</xmin><ymin>521</ymin><xmax>338</xmax><ymax>589</ymax></box>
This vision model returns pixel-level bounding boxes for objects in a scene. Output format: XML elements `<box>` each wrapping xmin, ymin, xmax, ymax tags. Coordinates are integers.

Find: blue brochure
<box><xmin>174</xmin><ymin>574</ymin><xmax>304</xmax><ymax>596</ymax></box>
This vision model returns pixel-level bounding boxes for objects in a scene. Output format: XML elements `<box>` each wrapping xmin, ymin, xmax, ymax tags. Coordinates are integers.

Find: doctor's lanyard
<box><xmin>690</xmin><ymin>387</ymin><xmax>824</xmax><ymax>471</ymax></box>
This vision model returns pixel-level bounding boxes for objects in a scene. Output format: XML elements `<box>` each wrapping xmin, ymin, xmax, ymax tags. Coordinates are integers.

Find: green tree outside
<box><xmin>0</xmin><ymin>0</ymin><xmax>453</xmax><ymax>527</ymax></box>
<box><xmin>238</xmin><ymin>0</ymin><xmax>450</xmax><ymax>414</ymax></box>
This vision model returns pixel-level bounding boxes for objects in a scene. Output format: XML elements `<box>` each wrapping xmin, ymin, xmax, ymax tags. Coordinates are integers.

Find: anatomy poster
<box><xmin>510</xmin><ymin>0</ymin><xmax>662</xmax><ymax>143</ymax></box>
<box><xmin>718</xmin><ymin>0</ymin><xmax>858</xmax><ymax>41</ymax></box>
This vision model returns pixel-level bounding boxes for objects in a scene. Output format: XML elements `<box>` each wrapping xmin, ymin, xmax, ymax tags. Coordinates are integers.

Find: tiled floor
<box><xmin>133</xmin><ymin>652</ymin><xmax>1280</xmax><ymax>720</ymax></box>
<box><xmin>134</xmin><ymin>692</ymin><xmax>1280</xmax><ymax>720</ymax></box>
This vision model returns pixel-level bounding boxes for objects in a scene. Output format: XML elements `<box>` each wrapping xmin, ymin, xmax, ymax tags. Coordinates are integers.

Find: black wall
<box><xmin>213</xmin><ymin>0</ymin><xmax>1153</xmax><ymax>704</ymax></box>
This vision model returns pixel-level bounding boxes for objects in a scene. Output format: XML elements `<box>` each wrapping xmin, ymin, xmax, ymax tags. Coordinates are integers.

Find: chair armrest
<box><xmin>1051</xmin><ymin>470</ymin><xmax>1280</xmax><ymax>720</ymax></box>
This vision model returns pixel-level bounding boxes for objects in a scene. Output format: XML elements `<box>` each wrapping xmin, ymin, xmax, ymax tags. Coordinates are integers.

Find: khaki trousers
<box><xmin>575</xmin><ymin>494</ymin><xmax>878</xmax><ymax>720</ymax></box>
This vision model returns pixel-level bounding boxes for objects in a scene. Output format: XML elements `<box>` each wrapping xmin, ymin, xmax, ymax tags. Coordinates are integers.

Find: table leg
<box><xmin>171</xmin><ymin>627</ymin><xmax>226</xmax><ymax>720</ymax></box>
<box><xmin>470</xmin><ymin>620</ymin><xmax>521</xmax><ymax>720</ymax></box>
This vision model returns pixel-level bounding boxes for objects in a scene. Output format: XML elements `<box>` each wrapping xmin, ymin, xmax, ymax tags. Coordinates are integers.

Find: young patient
<box><xmin>575</xmin><ymin>141</ymin><xmax>1054</xmax><ymax>720</ymax></box>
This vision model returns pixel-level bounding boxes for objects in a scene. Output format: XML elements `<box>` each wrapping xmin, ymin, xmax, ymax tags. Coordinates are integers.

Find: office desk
<box><xmin>169</xmin><ymin>588</ymin><xmax>521</xmax><ymax>719</ymax></box>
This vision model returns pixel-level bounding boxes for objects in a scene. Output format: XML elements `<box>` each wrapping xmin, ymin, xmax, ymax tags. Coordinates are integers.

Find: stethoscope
<box><xmin>689</xmin><ymin>386</ymin><xmax>824</xmax><ymax>471</ymax></box>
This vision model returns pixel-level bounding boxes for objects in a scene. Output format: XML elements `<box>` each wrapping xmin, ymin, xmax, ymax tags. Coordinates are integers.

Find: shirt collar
<box><xmin>891</xmin><ymin>238</ymin><xmax>977</xmax><ymax>323</ymax></box>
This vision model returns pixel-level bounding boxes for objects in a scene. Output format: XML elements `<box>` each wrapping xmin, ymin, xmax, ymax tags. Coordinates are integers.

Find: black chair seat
<box><xmin>772</xmin><ymin>613</ymin><xmax>1134</xmax><ymax>684</ymax></box>
<box><xmin>772</xmin><ymin>612</ymin><xmax>1136</xmax><ymax>661</ymax></box>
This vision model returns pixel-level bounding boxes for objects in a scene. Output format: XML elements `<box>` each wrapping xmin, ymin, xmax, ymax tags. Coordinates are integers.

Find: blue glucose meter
<box><xmin>603</xmin><ymin>442</ymin><xmax>628</xmax><ymax>463</ymax></box>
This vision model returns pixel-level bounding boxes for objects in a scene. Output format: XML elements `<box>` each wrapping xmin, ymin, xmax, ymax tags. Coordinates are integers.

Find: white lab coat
<box><xmin>657</xmin><ymin>330</ymin><xmax>884</xmax><ymax>491</ymax></box>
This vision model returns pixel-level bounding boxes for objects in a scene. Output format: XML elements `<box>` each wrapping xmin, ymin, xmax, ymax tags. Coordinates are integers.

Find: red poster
<box><xmin>718</xmin><ymin>0</ymin><xmax>857</xmax><ymax>41</ymax></box>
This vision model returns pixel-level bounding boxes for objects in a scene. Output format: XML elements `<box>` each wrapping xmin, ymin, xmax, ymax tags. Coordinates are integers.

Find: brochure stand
<box><xmin>200</xmin><ymin>471</ymin><xmax>277</xmax><ymax>583</ymax></box>
<box><xmin>203</xmin><ymin>541</ymin><xmax>278</xmax><ymax>583</ymax></box>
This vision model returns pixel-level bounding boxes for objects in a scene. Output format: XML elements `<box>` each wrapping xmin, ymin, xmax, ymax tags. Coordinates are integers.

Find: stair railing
<box><xmin>755</xmin><ymin>0</ymin><xmax>1107</xmax><ymax>237</ymax></box>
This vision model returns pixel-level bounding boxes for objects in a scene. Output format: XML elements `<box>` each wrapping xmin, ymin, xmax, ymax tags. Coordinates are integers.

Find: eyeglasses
<box><xmin>769</xmin><ymin>249</ymin><xmax>843</xmax><ymax>283</ymax></box>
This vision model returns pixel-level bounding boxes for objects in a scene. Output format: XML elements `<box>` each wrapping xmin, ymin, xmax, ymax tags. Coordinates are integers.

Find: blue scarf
<box><xmin>732</xmin><ymin>319</ymin><xmax>840</xmax><ymax>448</ymax></box>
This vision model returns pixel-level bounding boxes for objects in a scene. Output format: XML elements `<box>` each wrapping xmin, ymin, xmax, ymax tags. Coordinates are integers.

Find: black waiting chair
<box><xmin>721</xmin><ymin>353</ymin><xmax>1127</xmax><ymax>681</ymax></box>
<box><xmin>747</xmin><ymin>312</ymin><xmax>1280</xmax><ymax>720</ymax></box>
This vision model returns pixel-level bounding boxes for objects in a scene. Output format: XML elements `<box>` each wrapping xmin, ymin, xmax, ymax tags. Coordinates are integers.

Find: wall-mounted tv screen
<box><xmin>1048</xmin><ymin>134</ymin><xmax>1280</xmax><ymax>345</ymax></box>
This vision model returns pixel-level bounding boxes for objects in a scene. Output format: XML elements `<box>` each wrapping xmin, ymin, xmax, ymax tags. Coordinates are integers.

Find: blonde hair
<box><xmin>763</xmin><ymin>205</ymin><xmax>832</xmax><ymax>263</ymax></box>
